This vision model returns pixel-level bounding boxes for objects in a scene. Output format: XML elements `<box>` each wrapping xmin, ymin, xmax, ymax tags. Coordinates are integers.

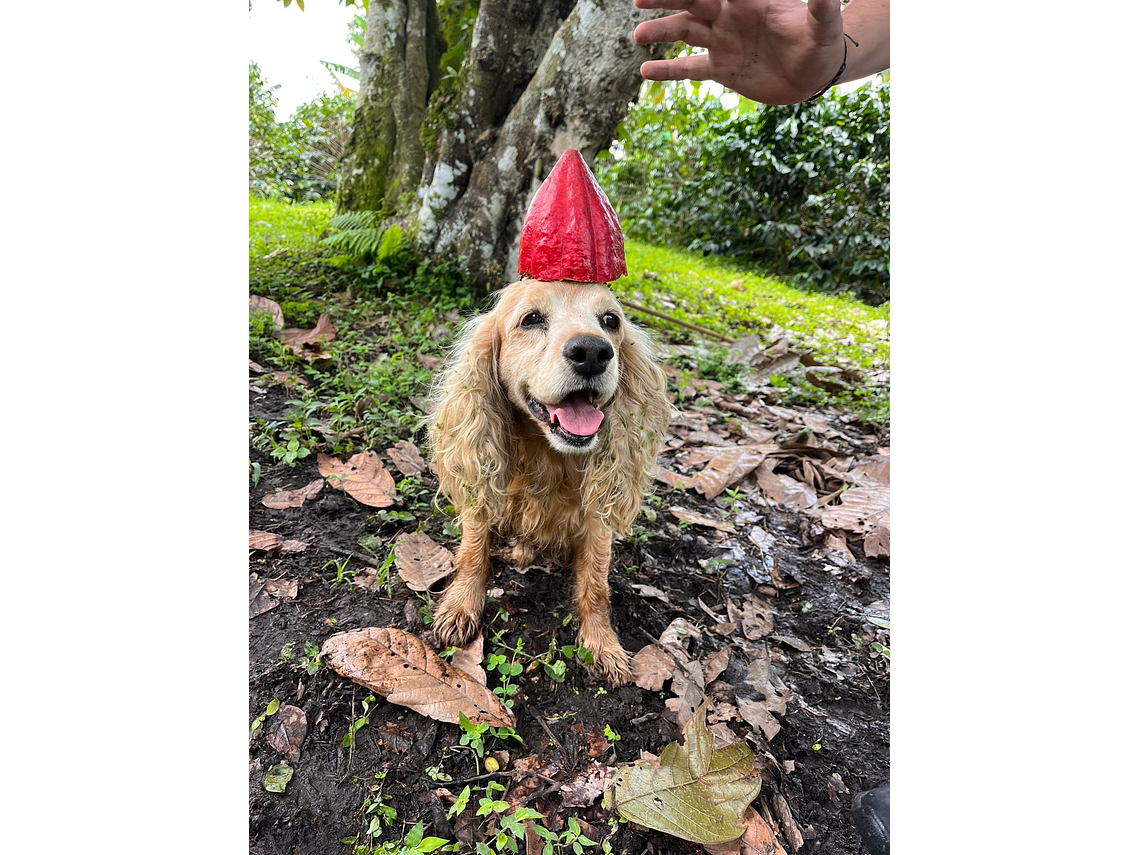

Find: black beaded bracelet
<box><xmin>803</xmin><ymin>33</ymin><xmax>860</xmax><ymax>103</ymax></box>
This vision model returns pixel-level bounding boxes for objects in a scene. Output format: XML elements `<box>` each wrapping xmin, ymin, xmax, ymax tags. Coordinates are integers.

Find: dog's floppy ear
<box><xmin>428</xmin><ymin>311</ymin><xmax>513</xmax><ymax>521</ymax></box>
<box><xmin>582</xmin><ymin>321</ymin><xmax>670</xmax><ymax>533</ymax></box>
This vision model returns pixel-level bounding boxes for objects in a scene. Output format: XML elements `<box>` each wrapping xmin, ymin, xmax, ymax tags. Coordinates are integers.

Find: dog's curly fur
<box><xmin>427</xmin><ymin>278</ymin><xmax>669</xmax><ymax>682</ymax></box>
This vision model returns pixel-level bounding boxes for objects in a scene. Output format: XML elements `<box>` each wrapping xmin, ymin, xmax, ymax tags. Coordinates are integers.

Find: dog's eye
<box><xmin>600</xmin><ymin>312</ymin><xmax>620</xmax><ymax>331</ymax></box>
<box><xmin>521</xmin><ymin>310</ymin><xmax>546</xmax><ymax>329</ymax></box>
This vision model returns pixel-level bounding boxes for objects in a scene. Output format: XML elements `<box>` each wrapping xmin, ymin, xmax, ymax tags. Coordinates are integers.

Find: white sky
<box><xmin>248</xmin><ymin>1</ymin><xmax>360</xmax><ymax>120</ymax></box>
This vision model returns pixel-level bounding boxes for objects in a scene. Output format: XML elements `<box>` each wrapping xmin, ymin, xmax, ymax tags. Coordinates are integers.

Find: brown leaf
<box><xmin>704</xmin><ymin>806</ymin><xmax>789</xmax><ymax>855</ymax></box>
<box><xmin>629</xmin><ymin>644</ymin><xmax>676</xmax><ymax>692</ymax></box>
<box><xmin>249</xmin><ymin>295</ymin><xmax>284</xmax><ymax>330</ymax></box>
<box><xmin>561</xmin><ymin>763</ymin><xmax>615</xmax><ymax>808</ymax></box>
<box><xmin>386</xmin><ymin>440</ymin><xmax>427</xmax><ymax>476</ymax></box>
<box><xmin>321</xmin><ymin>627</ymin><xmax>515</xmax><ymax>728</ymax></box>
<box><xmin>249</xmin><ymin>530</ymin><xmax>280</xmax><ymax>552</ymax></box>
<box><xmin>263</xmin><ymin>578</ymin><xmax>299</xmax><ymax>600</ymax></box>
<box><xmin>691</xmin><ymin>447</ymin><xmax>769</xmax><ymax>500</ymax></box>
<box><xmin>655</xmin><ymin>465</ymin><xmax>693</xmax><ymax>490</ymax></box>
<box><xmin>278</xmin><ymin>539</ymin><xmax>310</xmax><ymax>554</ymax></box>
<box><xmin>864</xmin><ymin>519</ymin><xmax>890</xmax><ymax>558</ymax></box>
<box><xmin>449</xmin><ymin>636</ymin><xmax>486</xmax><ymax>687</ymax></box>
<box><xmin>629</xmin><ymin>583</ymin><xmax>670</xmax><ymax>603</ymax></box>
<box><xmin>753</xmin><ymin>461</ymin><xmax>817</xmax><ymax>510</ymax></box>
<box><xmin>770</xmin><ymin>792</ymin><xmax>805</xmax><ymax>852</ymax></box>
<box><xmin>249</xmin><ymin>575</ymin><xmax>278</xmax><ymax>618</ymax></box>
<box><xmin>670</xmin><ymin>506</ymin><xmax>735</xmax><ymax>533</ymax></box>
<box><xmin>261</xmin><ymin>478</ymin><xmax>325</xmax><ymax>509</ymax></box>
<box><xmin>319</xmin><ymin>451</ymin><xmax>397</xmax><ymax>508</ymax></box>
<box><xmin>820</xmin><ymin>487</ymin><xmax>889</xmax><ymax>535</ymax></box>
<box><xmin>394</xmin><ymin>532</ymin><xmax>455</xmax><ymax>591</ymax></box>
<box><xmin>741</xmin><ymin>595</ymin><xmax>775</xmax><ymax>640</ymax></box>
<box><xmin>280</xmin><ymin>313</ymin><xmax>337</xmax><ymax>359</ymax></box>
<box><xmin>659</xmin><ymin>617</ymin><xmax>703</xmax><ymax>651</ymax></box>
<box><xmin>735</xmin><ymin>647</ymin><xmax>792</xmax><ymax>741</ymax></box>
<box><xmin>266</xmin><ymin>704</ymin><xmax>308</xmax><ymax>763</ymax></box>
<box><xmin>703</xmin><ymin>648</ymin><xmax>732</xmax><ymax>686</ymax></box>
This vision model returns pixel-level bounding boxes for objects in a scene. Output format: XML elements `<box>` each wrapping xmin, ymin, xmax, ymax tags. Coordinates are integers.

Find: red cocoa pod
<box><xmin>517</xmin><ymin>150</ymin><xmax>626</xmax><ymax>283</ymax></box>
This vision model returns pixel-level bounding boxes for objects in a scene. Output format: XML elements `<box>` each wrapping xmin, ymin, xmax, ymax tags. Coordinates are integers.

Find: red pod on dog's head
<box><xmin>517</xmin><ymin>150</ymin><xmax>626</xmax><ymax>284</ymax></box>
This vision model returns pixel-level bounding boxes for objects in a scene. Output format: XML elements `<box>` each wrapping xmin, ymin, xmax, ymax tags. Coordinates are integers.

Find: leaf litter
<box><xmin>609</xmin><ymin>701</ymin><xmax>763</xmax><ymax>844</ymax></box>
<box><xmin>321</xmin><ymin>627</ymin><xmax>515</xmax><ymax>728</ymax></box>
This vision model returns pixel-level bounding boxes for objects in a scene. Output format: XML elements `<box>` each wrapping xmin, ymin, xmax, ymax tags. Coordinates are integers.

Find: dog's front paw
<box><xmin>433</xmin><ymin>592</ymin><xmax>483</xmax><ymax>648</ymax></box>
<box><xmin>579</xmin><ymin>629</ymin><xmax>632</xmax><ymax>685</ymax></box>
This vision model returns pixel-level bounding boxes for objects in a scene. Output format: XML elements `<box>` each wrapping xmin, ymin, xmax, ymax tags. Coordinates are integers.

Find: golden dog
<box><xmin>428</xmin><ymin>278</ymin><xmax>669</xmax><ymax>682</ymax></box>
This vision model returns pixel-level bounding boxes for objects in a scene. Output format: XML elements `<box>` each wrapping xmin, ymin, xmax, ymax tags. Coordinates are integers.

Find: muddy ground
<box><xmin>249</xmin><ymin>373</ymin><xmax>889</xmax><ymax>855</ymax></box>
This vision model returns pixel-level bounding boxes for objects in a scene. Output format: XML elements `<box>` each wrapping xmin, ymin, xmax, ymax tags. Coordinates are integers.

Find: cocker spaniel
<box><xmin>428</xmin><ymin>278</ymin><xmax>670</xmax><ymax>682</ymax></box>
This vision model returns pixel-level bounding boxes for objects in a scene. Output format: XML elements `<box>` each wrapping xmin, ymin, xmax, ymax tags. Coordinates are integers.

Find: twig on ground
<box><xmin>619</xmin><ymin>298</ymin><xmax>733</xmax><ymax>343</ymax></box>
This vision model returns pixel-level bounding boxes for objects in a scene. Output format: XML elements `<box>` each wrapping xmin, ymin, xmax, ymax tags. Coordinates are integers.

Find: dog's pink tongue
<box><xmin>551</xmin><ymin>395</ymin><xmax>604</xmax><ymax>436</ymax></box>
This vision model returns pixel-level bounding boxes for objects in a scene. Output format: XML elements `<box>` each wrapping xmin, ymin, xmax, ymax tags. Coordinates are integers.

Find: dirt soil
<box><xmin>249</xmin><ymin>374</ymin><xmax>890</xmax><ymax>855</ymax></box>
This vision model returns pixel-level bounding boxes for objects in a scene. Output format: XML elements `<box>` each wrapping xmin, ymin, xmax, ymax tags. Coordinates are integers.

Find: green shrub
<box><xmin>249</xmin><ymin>62</ymin><xmax>355</xmax><ymax>203</ymax></box>
<box><xmin>597</xmin><ymin>79</ymin><xmax>889</xmax><ymax>305</ymax></box>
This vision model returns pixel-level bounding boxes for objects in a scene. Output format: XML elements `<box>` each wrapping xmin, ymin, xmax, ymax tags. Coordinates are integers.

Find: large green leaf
<box><xmin>610</xmin><ymin>702</ymin><xmax>762</xmax><ymax>844</ymax></box>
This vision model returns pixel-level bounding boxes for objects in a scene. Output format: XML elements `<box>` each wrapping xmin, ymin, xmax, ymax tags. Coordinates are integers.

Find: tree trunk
<box><xmin>338</xmin><ymin>0</ymin><xmax>443</xmax><ymax>214</ymax></box>
<box><xmin>338</xmin><ymin>0</ymin><xmax>665</xmax><ymax>287</ymax></box>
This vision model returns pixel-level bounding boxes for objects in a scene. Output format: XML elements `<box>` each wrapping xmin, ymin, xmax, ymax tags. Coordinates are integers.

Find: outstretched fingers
<box><xmin>640</xmin><ymin>53</ymin><xmax>712</xmax><ymax>82</ymax></box>
<box><xmin>634</xmin><ymin>0</ymin><xmax>723</xmax><ymax>21</ymax></box>
<box><xmin>634</xmin><ymin>12</ymin><xmax>715</xmax><ymax>48</ymax></box>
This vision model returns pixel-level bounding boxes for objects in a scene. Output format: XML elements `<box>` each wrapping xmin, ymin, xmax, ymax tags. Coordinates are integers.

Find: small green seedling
<box><xmin>343</xmin><ymin>694</ymin><xmax>376</xmax><ymax>749</ymax></box>
<box><xmin>251</xmin><ymin>698</ymin><xmax>280</xmax><ymax>732</ymax></box>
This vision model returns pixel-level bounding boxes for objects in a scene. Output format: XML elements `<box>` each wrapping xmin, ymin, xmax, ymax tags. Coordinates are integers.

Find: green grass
<box><xmin>250</xmin><ymin>195</ymin><xmax>336</xmax><ymax>266</ymax></box>
<box><xmin>249</xmin><ymin>198</ymin><xmax>889</xmax><ymax>429</ymax></box>
<box><xmin>617</xmin><ymin>240</ymin><xmax>889</xmax><ymax>423</ymax></box>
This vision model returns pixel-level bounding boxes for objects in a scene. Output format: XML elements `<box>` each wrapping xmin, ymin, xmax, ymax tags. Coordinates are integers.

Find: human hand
<box><xmin>633</xmin><ymin>0</ymin><xmax>846</xmax><ymax>105</ymax></box>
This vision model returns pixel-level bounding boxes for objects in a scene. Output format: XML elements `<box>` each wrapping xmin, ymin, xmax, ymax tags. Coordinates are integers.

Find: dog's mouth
<box><xmin>526</xmin><ymin>390</ymin><xmax>604</xmax><ymax>447</ymax></box>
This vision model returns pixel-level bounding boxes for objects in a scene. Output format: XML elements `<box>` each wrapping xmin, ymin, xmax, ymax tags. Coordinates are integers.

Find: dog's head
<box><xmin>429</xmin><ymin>278</ymin><xmax>669</xmax><ymax>528</ymax></box>
<box><xmin>494</xmin><ymin>278</ymin><xmax>625</xmax><ymax>453</ymax></box>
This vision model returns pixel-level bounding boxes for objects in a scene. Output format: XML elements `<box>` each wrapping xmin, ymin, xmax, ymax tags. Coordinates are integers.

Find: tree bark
<box><xmin>339</xmin><ymin>0</ymin><xmax>665</xmax><ymax>287</ymax></box>
<box><xmin>338</xmin><ymin>0</ymin><xmax>443</xmax><ymax>214</ymax></box>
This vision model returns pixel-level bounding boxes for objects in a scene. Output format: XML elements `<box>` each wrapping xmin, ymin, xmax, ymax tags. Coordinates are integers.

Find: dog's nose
<box><xmin>563</xmin><ymin>335</ymin><xmax>614</xmax><ymax>377</ymax></box>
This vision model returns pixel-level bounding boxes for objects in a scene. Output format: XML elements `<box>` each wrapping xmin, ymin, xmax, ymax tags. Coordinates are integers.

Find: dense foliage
<box><xmin>249</xmin><ymin>63</ymin><xmax>356</xmax><ymax>202</ymax></box>
<box><xmin>597</xmin><ymin>79</ymin><xmax>890</xmax><ymax>305</ymax></box>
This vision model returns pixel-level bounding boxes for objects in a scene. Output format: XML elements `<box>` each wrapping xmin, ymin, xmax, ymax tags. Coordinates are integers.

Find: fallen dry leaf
<box><xmin>249</xmin><ymin>295</ymin><xmax>284</xmax><ymax>330</ymax></box>
<box><xmin>690</xmin><ymin>446</ymin><xmax>771</xmax><ymax>500</ymax></box>
<box><xmin>704</xmin><ymin>806</ymin><xmax>789</xmax><ymax>855</ymax></box>
<box><xmin>659</xmin><ymin>617</ymin><xmax>703</xmax><ymax>651</ymax></box>
<box><xmin>670</xmin><ymin>506</ymin><xmax>736</xmax><ymax>533</ymax></box>
<box><xmin>266</xmin><ymin>704</ymin><xmax>308</xmax><ymax>763</ymax></box>
<box><xmin>770</xmin><ymin>792</ymin><xmax>805</xmax><ymax>852</ymax></box>
<box><xmin>449</xmin><ymin>636</ymin><xmax>486</xmax><ymax>687</ymax></box>
<box><xmin>561</xmin><ymin>763</ymin><xmax>615</xmax><ymax>808</ymax></box>
<box><xmin>629</xmin><ymin>644</ymin><xmax>676</xmax><ymax>692</ymax></box>
<box><xmin>394</xmin><ymin>532</ymin><xmax>455</xmax><ymax>591</ymax></box>
<box><xmin>820</xmin><ymin>485</ymin><xmax>889</xmax><ymax>538</ymax></box>
<box><xmin>735</xmin><ymin>647</ymin><xmax>792</xmax><ymax>741</ymax></box>
<box><xmin>261</xmin><ymin>478</ymin><xmax>325</xmax><ymax>510</ymax></box>
<box><xmin>741</xmin><ymin>595</ymin><xmax>775</xmax><ymax>640</ymax></box>
<box><xmin>248</xmin><ymin>530</ymin><xmax>310</xmax><ymax>554</ymax></box>
<box><xmin>263</xmin><ymin>578</ymin><xmax>298</xmax><ymax>600</ymax></box>
<box><xmin>629</xmin><ymin>583</ymin><xmax>670</xmax><ymax>603</ymax></box>
<box><xmin>753</xmin><ymin>461</ymin><xmax>817</xmax><ymax>510</ymax></box>
<box><xmin>280</xmin><ymin>313</ymin><xmax>336</xmax><ymax>360</ymax></box>
<box><xmin>249</xmin><ymin>575</ymin><xmax>278</xmax><ymax>618</ymax></box>
<box><xmin>703</xmin><ymin>648</ymin><xmax>732</xmax><ymax>686</ymax></box>
<box><xmin>864</xmin><ymin>520</ymin><xmax>890</xmax><ymax>558</ymax></box>
<box><xmin>319</xmin><ymin>451</ymin><xmax>397</xmax><ymax>508</ymax></box>
<box><xmin>610</xmin><ymin>702</ymin><xmax>762</xmax><ymax>844</ymax></box>
<box><xmin>249</xmin><ymin>530</ymin><xmax>280</xmax><ymax>552</ymax></box>
<box><xmin>321</xmin><ymin>627</ymin><xmax>515</xmax><ymax>728</ymax></box>
<box><xmin>386</xmin><ymin>440</ymin><xmax>427</xmax><ymax>476</ymax></box>
<box><xmin>655</xmin><ymin>466</ymin><xmax>693</xmax><ymax>490</ymax></box>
